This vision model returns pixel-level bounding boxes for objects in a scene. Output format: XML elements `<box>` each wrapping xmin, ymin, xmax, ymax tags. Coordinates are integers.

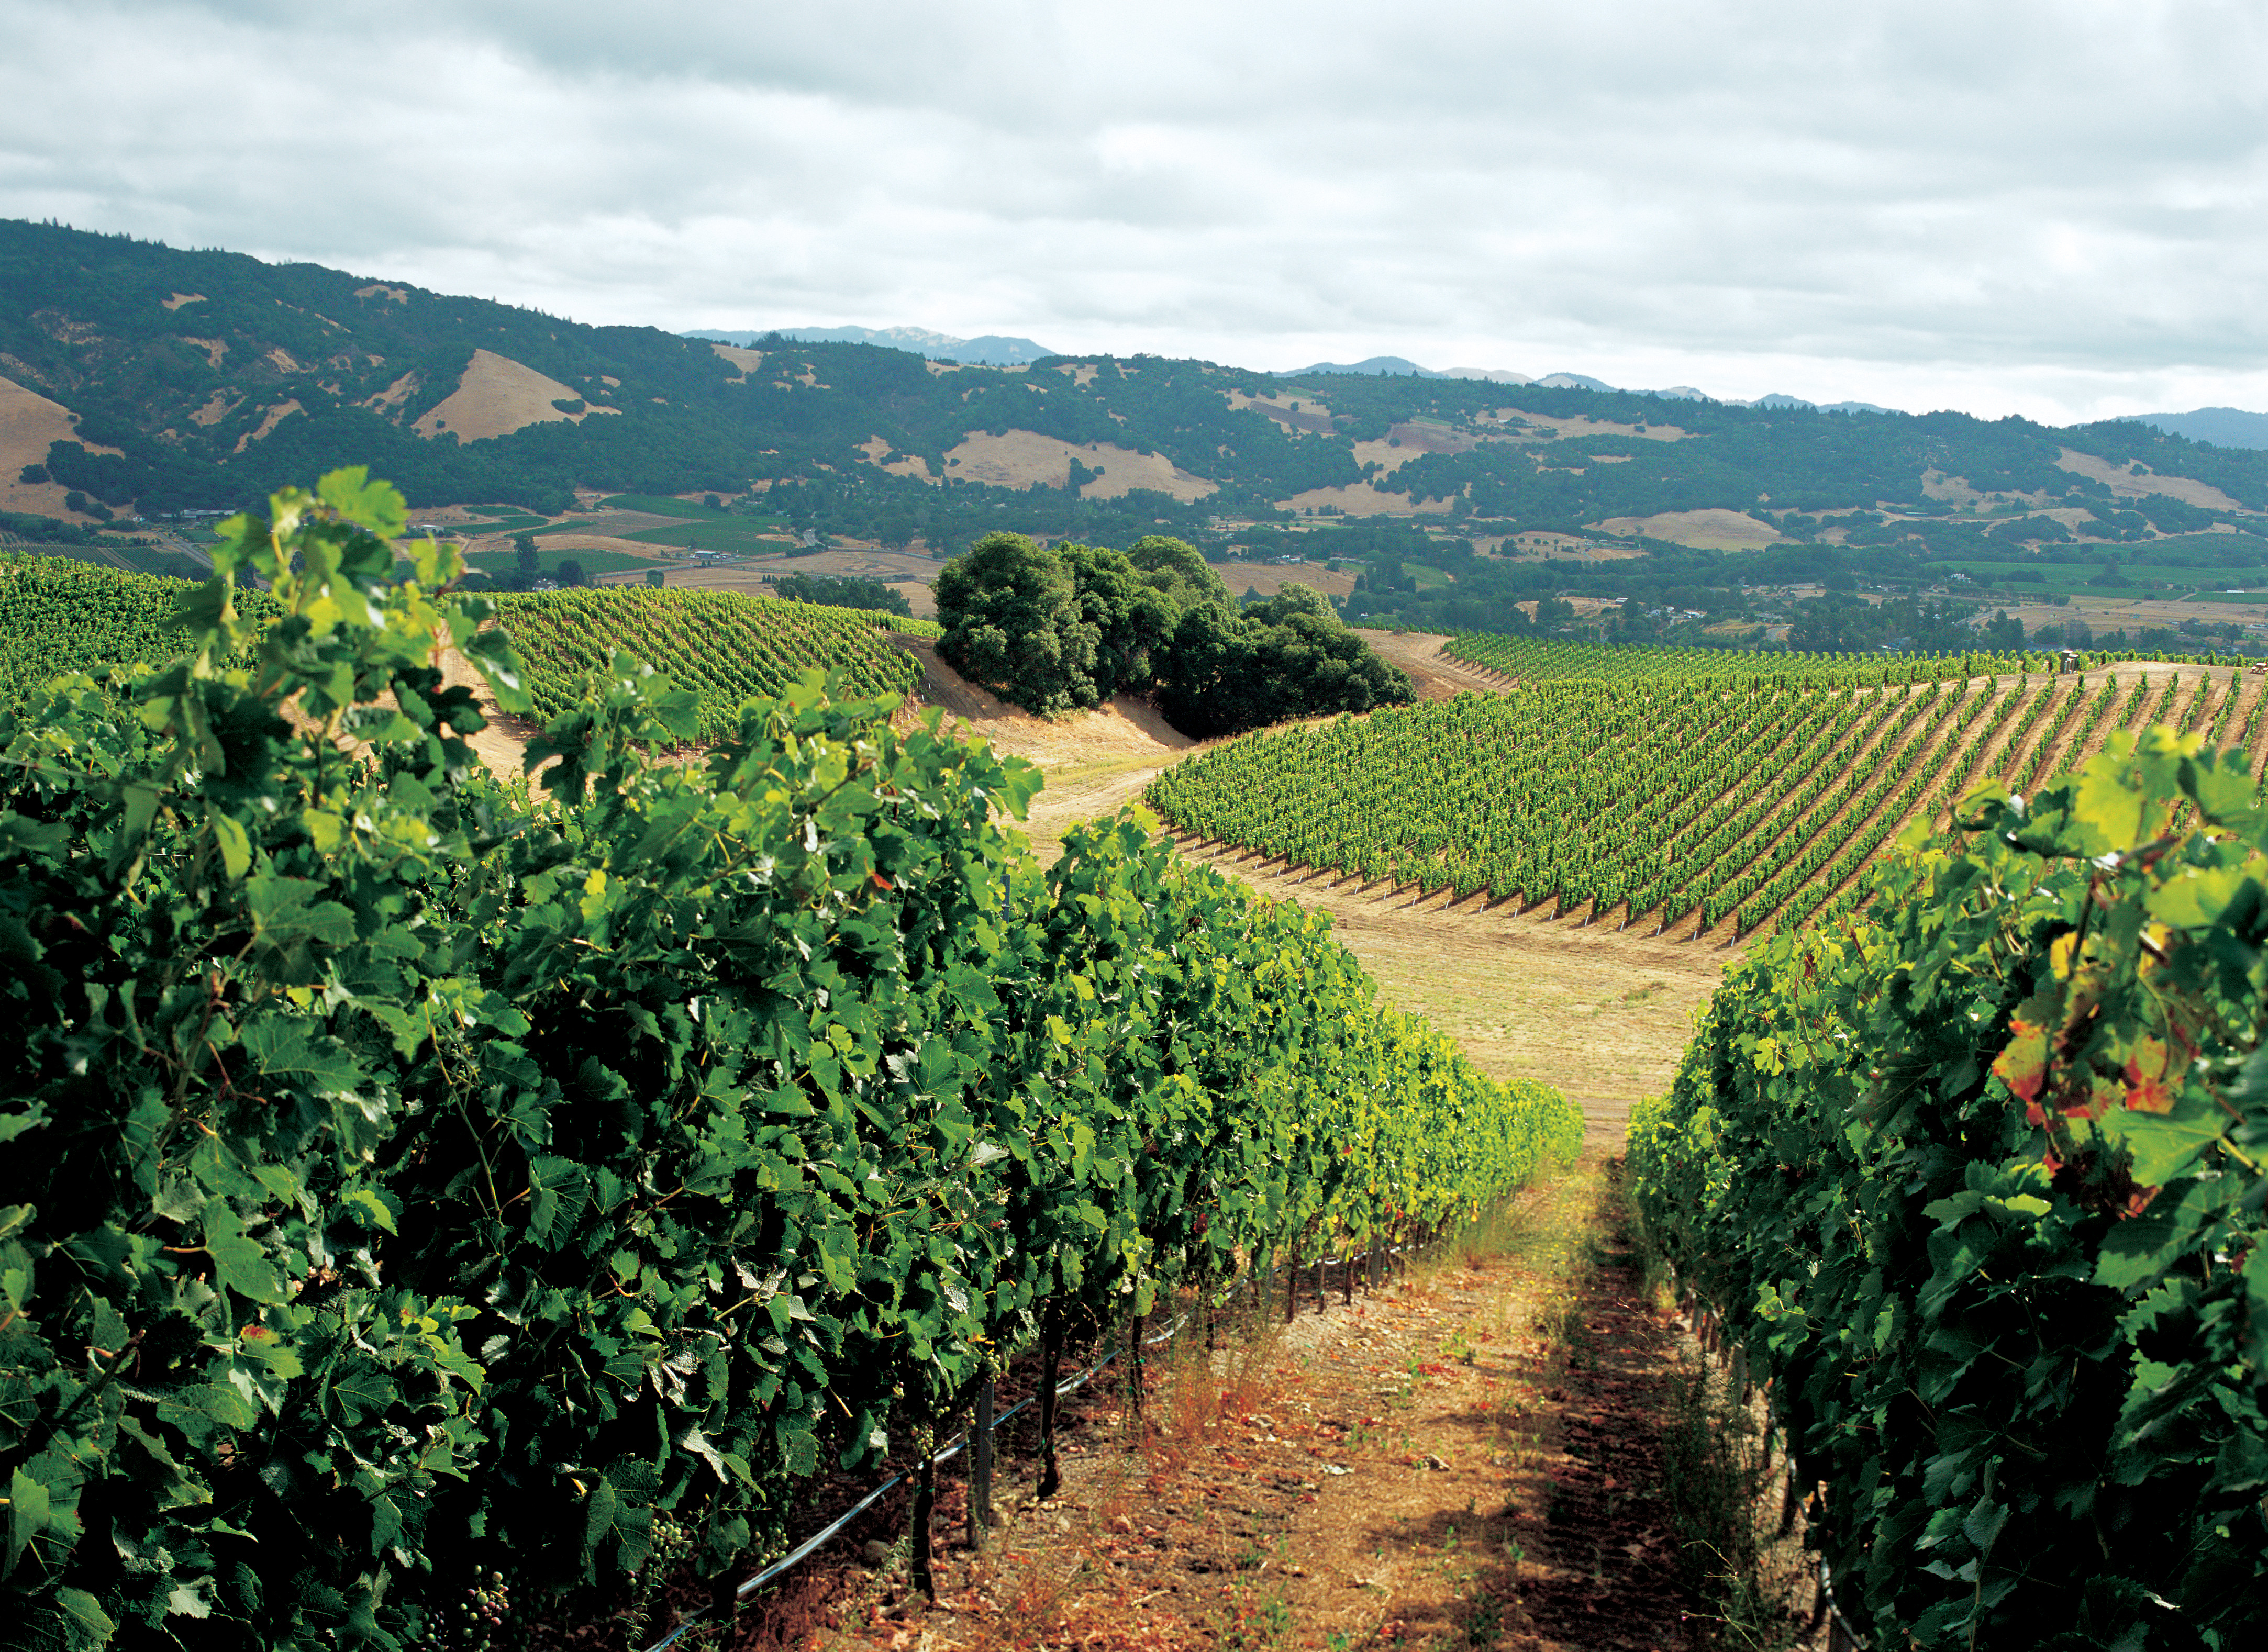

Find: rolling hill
<box><xmin>8</xmin><ymin>217</ymin><xmax>2268</xmax><ymax>661</ymax></box>
<box><xmin>5</xmin><ymin>220</ymin><xmax>2264</xmax><ymax>536</ymax></box>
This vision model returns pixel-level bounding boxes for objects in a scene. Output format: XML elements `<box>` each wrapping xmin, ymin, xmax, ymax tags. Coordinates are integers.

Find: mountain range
<box><xmin>3</xmin><ymin>219</ymin><xmax>2265</xmax><ymax>559</ymax></box>
<box><xmin>686</xmin><ymin>326</ymin><xmax>1055</xmax><ymax>366</ymax></box>
<box><xmin>2120</xmin><ymin>407</ymin><xmax>2268</xmax><ymax>451</ymax></box>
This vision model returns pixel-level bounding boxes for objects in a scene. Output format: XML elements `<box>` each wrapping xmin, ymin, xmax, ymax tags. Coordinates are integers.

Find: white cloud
<box><xmin>3</xmin><ymin>0</ymin><xmax>2265</xmax><ymax>421</ymax></box>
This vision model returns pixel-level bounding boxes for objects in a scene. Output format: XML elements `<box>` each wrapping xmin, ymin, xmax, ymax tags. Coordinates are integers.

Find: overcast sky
<box><xmin>4</xmin><ymin>1</ymin><xmax>2264</xmax><ymax>423</ymax></box>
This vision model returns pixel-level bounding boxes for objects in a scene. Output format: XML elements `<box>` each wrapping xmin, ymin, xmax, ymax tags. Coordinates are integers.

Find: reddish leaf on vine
<box><xmin>1995</xmin><ymin>1017</ymin><xmax>2050</xmax><ymax>1103</ymax></box>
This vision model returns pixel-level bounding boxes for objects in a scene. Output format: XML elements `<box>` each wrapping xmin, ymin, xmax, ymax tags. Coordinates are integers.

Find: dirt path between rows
<box><xmin>728</xmin><ymin>1160</ymin><xmax>1767</xmax><ymax>1652</ymax></box>
<box><xmin>1351</xmin><ymin>630</ymin><xmax>1508</xmax><ymax>701</ymax></box>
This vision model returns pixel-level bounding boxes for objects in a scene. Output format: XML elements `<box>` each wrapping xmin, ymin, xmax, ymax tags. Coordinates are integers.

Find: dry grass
<box><xmin>1488</xmin><ymin>411</ymin><xmax>1691</xmax><ymax>443</ymax></box>
<box><xmin>1594</xmin><ymin>509</ymin><xmax>1787</xmax><ymax>550</ymax></box>
<box><xmin>1272</xmin><ymin>484</ymin><xmax>1453</xmax><ymax>518</ymax></box>
<box><xmin>2055</xmin><ymin>446</ymin><xmax>2245</xmax><ymax>512</ymax></box>
<box><xmin>713</xmin><ymin>345</ymin><xmax>766</xmax><ymax>381</ymax></box>
<box><xmin>940</xmin><ymin>430</ymin><xmax>1219</xmax><ymax>503</ymax></box>
<box><xmin>412</xmin><ymin>349</ymin><xmax>624</xmax><ymax>443</ymax></box>
<box><xmin>1222</xmin><ymin>390</ymin><xmax>1337</xmax><ymax>436</ymax></box>
<box><xmin>1352</xmin><ymin>422</ymin><xmax>1479</xmax><ymax>477</ymax></box>
<box><xmin>854</xmin><ymin>436</ymin><xmax>938</xmax><ymax>484</ymax></box>
<box><xmin>1172</xmin><ymin>838</ymin><xmax>1729</xmax><ymax>1148</ymax></box>
<box><xmin>1210</xmin><ymin>561</ymin><xmax>1359</xmax><ymax>600</ymax></box>
<box><xmin>0</xmin><ymin>372</ymin><xmax>116</xmax><ymax>517</ymax></box>
<box><xmin>231</xmin><ymin>398</ymin><xmax>304</xmax><ymax>453</ymax></box>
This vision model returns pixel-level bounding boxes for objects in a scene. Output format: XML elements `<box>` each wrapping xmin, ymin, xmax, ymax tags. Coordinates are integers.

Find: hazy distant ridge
<box><xmin>686</xmin><ymin>325</ymin><xmax>1054</xmax><ymax>366</ymax></box>
<box><xmin>1273</xmin><ymin>358</ymin><xmax>1884</xmax><ymax>411</ymax></box>
<box><xmin>2122</xmin><ymin>408</ymin><xmax>2268</xmax><ymax>451</ymax></box>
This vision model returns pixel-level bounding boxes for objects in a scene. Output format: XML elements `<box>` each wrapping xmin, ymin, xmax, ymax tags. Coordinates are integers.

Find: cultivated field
<box><xmin>19</xmin><ymin>556</ymin><xmax>2248</xmax><ymax>1646</ymax></box>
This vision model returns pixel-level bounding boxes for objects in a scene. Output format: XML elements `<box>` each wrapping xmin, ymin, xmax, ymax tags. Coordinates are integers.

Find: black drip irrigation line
<box><xmin>638</xmin><ymin>1241</ymin><xmax>1418</xmax><ymax>1652</ymax></box>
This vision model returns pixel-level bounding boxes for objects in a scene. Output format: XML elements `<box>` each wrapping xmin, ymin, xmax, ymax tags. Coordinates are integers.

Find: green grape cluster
<box><xmin>415</xmin><ymin>1572</ymin><xmax>512</xmax><ymax>1652</ymax></box>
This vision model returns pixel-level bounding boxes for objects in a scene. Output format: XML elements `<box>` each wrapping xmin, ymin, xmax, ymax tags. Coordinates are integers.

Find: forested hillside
<box><xmin>7</xmin><ymin>219</ymin><xmax>2267</xmax><ymax>589</ymax></box>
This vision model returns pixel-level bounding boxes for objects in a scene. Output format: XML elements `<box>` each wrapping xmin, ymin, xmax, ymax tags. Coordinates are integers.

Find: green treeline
<box><xmin>771</xmin><ymin>569</ymin><xmax>912</xmax><ymax>616</ymax></box>
<box><xmin>0</xmin><ymin>471</ymin><xmax>1580</xmax><ymax>1650</ymax></box>
<box><xmin>935</xmin><ymin>531</ymin><xmax>1411</xmax><ymax>732</ymax></box>
<box><xmin>1628</xmin><ymin>733</ymin><xmax>2268</xmax><ymax>1648</ymax></box>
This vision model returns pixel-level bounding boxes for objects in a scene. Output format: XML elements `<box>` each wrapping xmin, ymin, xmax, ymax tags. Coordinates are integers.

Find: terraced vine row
<box><xmin>0</xmin><ymin>553</ymin><xmax>278</xmax><ymax>708</ymax></box>
<box><xmin>1444</xmin><ymin>631</ymin><xmax>2256</xmax><ymax>684</ymax></box>
<box><xmin>1147</xmin><ymin>658</ymin><xmax>2266</xmax><ymax>939</ymax></box>
<box><xmin>492</xmin><ymin>587</ymin><xmax>925</xmax><ymax>736</ymax></box>
<box><xmin>0</xmin><ymin>559</ymin><xmax>931</xmax><ymax>753</ymax></box>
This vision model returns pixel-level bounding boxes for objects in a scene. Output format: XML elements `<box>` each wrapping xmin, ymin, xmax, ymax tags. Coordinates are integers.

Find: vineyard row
<box><xmin>1147</xmin><ymin>666</ymin><xmax>2266</xmax><ymax>939</ymax></box>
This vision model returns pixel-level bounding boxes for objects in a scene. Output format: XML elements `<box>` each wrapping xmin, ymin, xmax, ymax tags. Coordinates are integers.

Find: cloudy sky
<box><xmin>3</xmin><ymin>0</ymin><xmax>2264</xmax><ymax>422</ymax></box>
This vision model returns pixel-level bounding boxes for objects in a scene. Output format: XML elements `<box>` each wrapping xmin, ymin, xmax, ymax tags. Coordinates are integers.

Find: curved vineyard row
<box><xmin>486</xmin><ymin>587</ymin><xmax>925</xmax><ymax>737</ymax></box>
<box><xmin>0</xmin><ymin>553</ymin><xmax>279</xmax><ymax>708</ymax></box>
<box><xmin>1443</xmin><ymin>630</ymin><xmax>2258</xmax><ymax>685</ymax></box>
<box><xmin>1148</xmin><ymin>659</ymin><xmax>2265</xmax><ymax>939</ymax></box>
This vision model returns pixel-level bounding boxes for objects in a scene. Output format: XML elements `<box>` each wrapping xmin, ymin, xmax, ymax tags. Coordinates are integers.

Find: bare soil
<box><xmin>624</xmin><ymin>1157</ymin><xmax>1830</xmax><ymax>1652</ymax></box>
<box><xmin>1350</xmin><ymin>631</ymin><xmax>1508</xmax><ymax>700</ymax></box>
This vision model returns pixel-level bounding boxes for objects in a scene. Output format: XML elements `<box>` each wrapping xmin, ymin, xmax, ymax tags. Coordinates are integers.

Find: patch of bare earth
<box><xmin>1589</xmin><ymin>511</ymin><xmax>1785</xmax><ymax>551</ymax></box>
<box><xmin>1274</xmin><ymin>484</ymin><xmax>1453</xmax><ymax>518</ymax></box>
<box><xmin>1168</xmin><ymin>841</ymin><xmax>1727</xmax><ymax>1151</ymax></box>
<box><xmin>437</xmin><ymin>643</ymin><xmax>553</xmax><ymax>785</ymax></box>
<box><xmin>940</xmin><ymin>430</ymin><xmax>1218</xmax><ymax>504</ymax></box>
<box><xmin>2054</xmin><ymin>448</ymin><xmax>2244</xmax><ymax>512</ymax></box>
<box><xmin>412</xmin><ymin>349</ymin><xmax>624</xmax><ymax>442</ymax></box>
<box><xmin>1349</xmin><ymin>631</ymin><xmax>1509</xmax><ymax>700</ymax></box>
<box><xmin>1214</xmin><ymin>562</ymin><xmax>1359</xmax><ymax>601</ymax></box>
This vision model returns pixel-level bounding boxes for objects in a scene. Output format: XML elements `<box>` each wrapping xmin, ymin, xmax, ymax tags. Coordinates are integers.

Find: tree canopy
<box><xmin>936</xmin><ymin>532</ymin><xmax>1410</xmax><ymax>732</ymax></box>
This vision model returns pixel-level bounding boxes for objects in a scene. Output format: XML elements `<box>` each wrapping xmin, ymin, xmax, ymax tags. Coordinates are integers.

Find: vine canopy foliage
<box><xmin>1629</xmin><ymin>728</ymin><xmax>2268</xmax><ymax>1649</ymax></box>
<box><xmin>0</xmin><ymin>470</ymin><xmax>1578</xmax><ymax>1649</ymax></box>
